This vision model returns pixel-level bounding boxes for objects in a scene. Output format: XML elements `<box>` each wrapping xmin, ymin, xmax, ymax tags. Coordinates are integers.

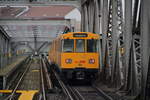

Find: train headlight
<box><xmin>89</xmin><ymin>59</ymin><xmax>95</xmax><ymax>64</ymax></box>
<box><xmin>65</xmin><ymin>59</ymin><xmax>72</xmax><ymax>64</ymax></box>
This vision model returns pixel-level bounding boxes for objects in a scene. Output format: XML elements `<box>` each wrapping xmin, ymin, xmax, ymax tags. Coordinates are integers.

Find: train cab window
<box><xmin>63</xmin><ymin>39</ymin><xmax>74</xmax><ymax>52</ymax></box>
<box><xmin>76</xmin><ymin>39</ymin><xmax>85</xmax><ymax>52</ymax></box>
<box><xmin>87</xmin><ymin>40</ymin><xmax>97</xmax><ymax>52</ymax></box>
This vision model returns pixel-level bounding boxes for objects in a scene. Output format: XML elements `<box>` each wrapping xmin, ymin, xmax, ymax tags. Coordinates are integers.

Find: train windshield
<box><xmin>87</xmin><ymin>40</ymin><xmax>97</xmax><ymax>52</ymax></box>
<box><xmin>76</xmin><ymin>39</ymin><xmax>85</xmax><ymax>52</ymax></box>
<box><xmin>63</xmin><ymin>39</ymin><xmax>74</xmax><ymax>52</ymax></box>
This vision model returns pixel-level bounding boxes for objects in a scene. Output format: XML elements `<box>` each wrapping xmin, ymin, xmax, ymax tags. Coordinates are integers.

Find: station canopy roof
<box><xmin>0</xmin><ymin>5</ymin><xmax>74</xmax><ymax>19</ymax></box>
<box><xmin>0</xmin><ymin>5</ymin><xmax>75</xmax><ymax>41</ymax></box>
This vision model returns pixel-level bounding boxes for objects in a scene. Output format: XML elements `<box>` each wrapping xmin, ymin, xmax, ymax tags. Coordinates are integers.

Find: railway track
<box><xmin>4</xmin><ymin>58</ymin><xmax>32</xmax><ymax>100</ymax></box>
<box><xmin>67</xmin><ymin>85</ymin><xmax>113</xmax><ymax>100</ymax></box>
<box><xmin>44</xmin><ymin>57</ymin><xmax>75</xmax><ymax>100</ymax></box>
<box><xmin>43</xmin><ymin>57</ymin><xmax>113</xmax><ymax>100</ymax></box>
<box><xmin>3</xmin><ymin>56</ymin><xmax>114</xmax><ymax>100</ymax></box>
<box><xmin>39</xmin><ymin>59</ymin><xmax>47</xmax><ymax>100</ymax></box>
<box><xmin>54</xmin><ymin>75</ymin><xmax>113</xmax><ymax>100</ymax></box>
<box><xmin>2</xmin><ymin>57</ymin><xmax>48</xmax><ymax>100</ymax></box>
<box><xmin>1</xmin><ymin>57</ymin><xmax>52</xmax><ymax>100</ymax></box>
<box><xmin>39</xmin><ymin>58</ymin><xmax>53</xmax><ymax>100</ymax></box>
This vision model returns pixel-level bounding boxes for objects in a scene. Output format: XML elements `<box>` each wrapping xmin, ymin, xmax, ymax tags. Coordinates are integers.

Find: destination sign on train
<box><xmin>73</xmin><ymin>33</ymin><xmax>88</xmax><ymax>37</ymax></box>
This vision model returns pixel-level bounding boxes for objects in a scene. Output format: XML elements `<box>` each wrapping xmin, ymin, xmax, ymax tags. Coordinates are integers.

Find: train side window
<box><xmin>87</xmin><ymin>39</ymin><xmax>97</xmax><ymax>52</ymax></box>
<box><xmin>76</xmin><ymin>39</ymin><xmax>85</xmax><ymax>52</ymax></box>
<box><xmin>63</xmin><ymin>39</ymin><xmax>74</xmax><ymax>52</ymax></box>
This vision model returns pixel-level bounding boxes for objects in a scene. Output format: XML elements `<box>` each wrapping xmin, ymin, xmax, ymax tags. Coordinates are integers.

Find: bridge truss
<box><xmin>81</xmin><ymin>0</ymin><xmax>149</xmax><ymax>100</ymax></box>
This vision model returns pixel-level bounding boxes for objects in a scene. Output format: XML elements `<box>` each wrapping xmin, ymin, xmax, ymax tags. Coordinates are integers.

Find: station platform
<box><xmin>0</xmin><ymin>58</ymin><xmax>41</xmax><ymax>100</ymax></box>
<box><xmin>0</xmin><ymin>56</ymin><xmax>28</xmax><ymax>89</ymax></box>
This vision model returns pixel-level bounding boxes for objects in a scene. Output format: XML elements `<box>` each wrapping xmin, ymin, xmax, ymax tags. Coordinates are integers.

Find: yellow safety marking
<box><xmin>0</xmin><ymin>90</ymin><xmax>12</xmax><ymax>93</ymax></box>
<box><xmin>18</xmin><ymin>90</ymin><xmax>38</xmax><ymax>100</ymax></box>
<box><xmin>0</xmin><ymin>90</ymin><xmax>38</xmax><ymax>100</ymax></box>
<box><xmin>32</xmin><ymin>70</ymin><xmax>39</xmax><ymax>72</ymax></box>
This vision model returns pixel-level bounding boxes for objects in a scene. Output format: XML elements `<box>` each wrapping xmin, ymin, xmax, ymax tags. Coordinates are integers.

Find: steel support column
<box><xmin>101</xmin><ymin>0</ymin><xmax>109</xmax><ymax>81</ymax></box>
<box><xmin>124</xmin><ymin>0</ymin><xmax>142</xmax><ymax>96</ymax></box>
<box><xmin>81</xmin><ymin>0</ymin><xmax>101</xmax><ymax>33</ymax></box>
<box><xmin>141</xmin><ymin>0</ymin><xmax>150</xmax><ymax>99</ymax></box>
<box><xmin>106</xmin><ymin>0</ymin><xmax>124</xmax><ymax>88</ymax></box>
<box><xmin>124</xmin><ymin>0</ymin><xmax>133</xmax><ymax>91</ymax></box>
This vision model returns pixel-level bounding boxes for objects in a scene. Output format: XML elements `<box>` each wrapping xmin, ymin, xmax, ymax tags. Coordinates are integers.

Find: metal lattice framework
<box><xmin>81</xmin><ymin>0</ymin><xmax>149</xmax><ymax>100</ymax></box>
<box><xmin>106</xmin><ymin>0</ymin><xmax>125</xmax><ymax>88</ymax></box>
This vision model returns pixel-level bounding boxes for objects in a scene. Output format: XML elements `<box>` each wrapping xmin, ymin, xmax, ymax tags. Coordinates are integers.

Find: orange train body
<box><xmin>48</xmin><ymin>32</ymin><xmax>100</xmax><ymax>80</ymax></box>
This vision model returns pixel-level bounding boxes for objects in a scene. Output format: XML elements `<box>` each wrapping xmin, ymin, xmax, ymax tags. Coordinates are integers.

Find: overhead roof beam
<box><xmin>10</xmin><ymin>37</ymin><xmax>55</xmax><ymax>42</ymax></box>
<box><xmin>81</xmin><ymin>0</ymin><xmax>88</xmax><ymax>5</ymax></box>
<box><xmin>0</xmin><ymin>1</ymin><xmax>80</xmax><ymax>8</ymax></box>
<box><xmin>0</xmin><ymin>26</ymin><xmax>10</xmax><ymax>39</ymax></box>
<box><xmin>0</xmin><ymin>19</ymin><xmax>71</xmax><ymax>26</ymax></box>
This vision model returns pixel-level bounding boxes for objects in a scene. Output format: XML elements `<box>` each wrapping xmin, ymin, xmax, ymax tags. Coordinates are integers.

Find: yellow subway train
<box><xmin>48</xmin><ymin>32</ymin><xmax>100</xmax><ymax>80</ymax></box>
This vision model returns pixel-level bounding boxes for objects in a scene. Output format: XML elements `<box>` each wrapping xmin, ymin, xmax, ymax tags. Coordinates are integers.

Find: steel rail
<box><xmin>53</xmin><ymin>70</ymin><xmax>74</xmax><ymax>100</ymax></box>
<box><xmin>92</xmin><ymin>85</ymin><xmax>113</xmax><ymax>100</ymax></box>
<box><xmin>43</xmin><ymin>57</ymin><xmax>79</xmax><ymax>100</ymax></box>
<box><xmin>40</xmin><ymin>59</ymin><xmax>46</xmax><ymax>100</ymax></box>
<box><xmin>9</xmin><ymin>59</ymin><xmax>32</xmax><ymax>100</ymax></box>
<box><xmin>42</xmin><ymin>56</ymin><xmax>72</xmax><ymax>99</ymax></box>
<box><xmin>43</xmin><ymin>57</ymin><xmax>113</xmax><ymax>100</ymax></box>
<box><xmin>72</xmin><ymin>87</ymin><xmax>85</xmax><ymax>100</ymax></box>
<box><xmin>41</xmin><ymin>59</ymin><xmax>53</xmax><ymax>89</ymax></box>
<box><xmin>44</xmin><ymin>57</ymin><xmax>96</xmax><ymax>100</ymax></box>
<box><xmin>69</xmin><ymin>85</ymin><xmax>114</xmax><ymax>100</ymax></box>
<box><xmin>4</xmin><ymin>58</ymin><xmax>32</xmax><ymax>100</ymax></box>
<box><xmin>67</xmin><ymin>86</ymin><xmax>85</xmax><ymax>100</ymax></box>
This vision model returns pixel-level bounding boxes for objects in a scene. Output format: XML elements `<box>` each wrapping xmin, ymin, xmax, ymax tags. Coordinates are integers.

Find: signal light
<box><xmin>89</xmin><ymin>59</ymin><xmax>95</xmax><ymax>64</ymax></box>
<box><xmin>65</xmin><ymin>59</ymin><xmax>72</xmax><ymax>64</ymax></box>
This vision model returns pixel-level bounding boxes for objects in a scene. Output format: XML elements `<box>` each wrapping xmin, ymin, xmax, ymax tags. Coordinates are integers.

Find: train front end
<box><xmin>60</xmin><ymin>32</ymin><xmax>100</xmax><ymax>80</ymax></box>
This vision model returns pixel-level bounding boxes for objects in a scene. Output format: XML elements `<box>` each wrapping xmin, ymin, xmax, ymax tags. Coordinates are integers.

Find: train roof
<box><xmin>57</xmin><ymin>32</ymin><xmax>100</xmax><ymax>39</ymax></box>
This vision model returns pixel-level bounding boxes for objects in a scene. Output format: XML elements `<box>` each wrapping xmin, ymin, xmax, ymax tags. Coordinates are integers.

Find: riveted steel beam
<box><xmin>0</xmin><ymin>19</ymin><xmax>70</xmax><ymax>26</ymax></box>
<box><xmin>101</xmin><ymin>0</ymin><xmax>109</xmax><ymax>80</ymax></box>
<box><xmin>124</xmin><ymin>0</ymin><xmax>133</xmax><ymax>91</ymax></box>
<box><xmin>0</xmin><ymin>1</ymin><xmax>80</xmax><ymax>8</ymax></box>
<box><xmin>10</xmin><ymin>37</ymin><xmax>54</xmax><ymax>42</ymax></box>
<box><xmin>124</xmin><ymin>0</ymin><xmax>142</xmax><ymax>96</ymax></box>
<box><xmin>141</xmin><ymin>0</ymin><xmax>150</xmax><ymax>99</ymax></box>
<box><xmin>106</xmin><ymin>0</ymin><xmax>124</xmax><ymax>88</ymax></box>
